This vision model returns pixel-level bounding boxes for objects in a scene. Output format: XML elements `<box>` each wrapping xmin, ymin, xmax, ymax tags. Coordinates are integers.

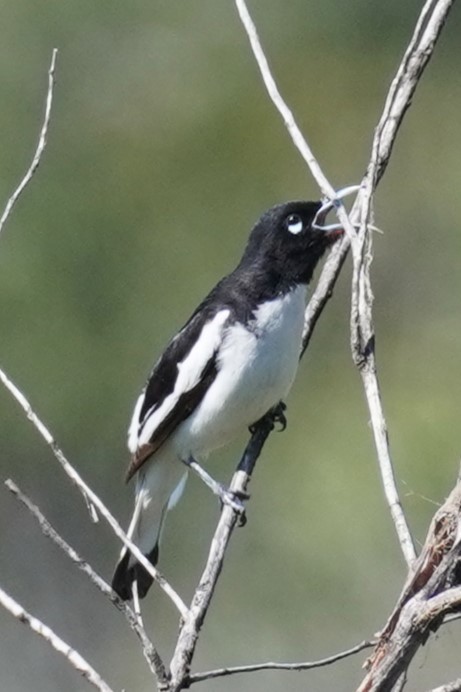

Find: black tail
<box><xmin>111</xmin><ymin>544</ymin><xmax>159</xmax><ymax>601</ymax></box>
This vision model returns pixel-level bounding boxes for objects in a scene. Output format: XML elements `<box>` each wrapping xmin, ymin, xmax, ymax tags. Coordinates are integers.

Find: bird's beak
<box><xmin>312</xmin><ymin>184</ymin><xmax>360</xmax><ymax>236</ymax></box>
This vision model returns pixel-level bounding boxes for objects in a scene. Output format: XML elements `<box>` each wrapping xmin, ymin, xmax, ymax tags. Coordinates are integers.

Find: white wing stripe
<box><xmin>135</xmin><ymin>309</ymin><xmax>230</xmax><ymax>450</ymax></box>
<box><xmin>128</xmin><ymin>393</ymin><xmax>145</xmax><ymax>453</ymax></box>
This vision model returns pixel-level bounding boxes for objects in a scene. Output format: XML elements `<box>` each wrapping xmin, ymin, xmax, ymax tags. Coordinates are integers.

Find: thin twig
<box><xmin>189</xmin><ymin>639</ymin><xmax>375</xmax><ymax>684</ymax></box>
<box><xmin>234</xmin><ymin>0</ymin><xmax>334</xmax><ymax>199</ymax></box>
<box><xmin>234</xmin><ymin>0</ymin><xmax>358</xmax><ymax>248</ymax></box>
<box><xmin>0</xmin><ymin>49</ymin><xmax>57</xmax><ymax>238</ymax></box>
<box><xmin>0</xmin><ymin>585</ymin><xmax>114</xmax><ymax>692</ymax></box>
<box><xmin>0</xmin><ymin>366</ymin><xmax>188</xmax><ymax>619</ymax></box>
<box><xmin>367</xmin><ymin>0</ymin><xmax>457</xmax><ymax>187</ymax></box>
<box><xmin>4</xmin><ymin>479</ymin><xmax>168</xmax><ymax>688</ymax></box>
<box><xmin>428</xmin><ymin>680</ymin><xmax>461</xmax><ymax>692</ymax></box>
<box><xmin>349</xmin><ymin>0</ymin><xmax>456</xmax><ymax>569</ymax></box>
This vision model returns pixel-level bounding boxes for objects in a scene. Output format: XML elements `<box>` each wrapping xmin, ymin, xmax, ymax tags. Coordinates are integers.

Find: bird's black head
<box><xmin>238</xmin><ymin>200</ymin><xmax>342</xmax><ymax>291</ymax></box>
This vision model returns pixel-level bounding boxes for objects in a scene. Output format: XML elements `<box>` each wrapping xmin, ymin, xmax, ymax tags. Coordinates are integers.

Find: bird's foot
<box><xmin>248</xmin><ymin>400</ymin><xmax>287</xmax><ymax>435</ymax></box>
<box><xmin>183</xmin><ymin>456</ymin><xmax>248</xmax><ymax>525</ymax></box>
<box><xmin>271</xmin><ymin>400</ymin><xmax>287</xmax><ymax>431</ymax></box>
<box><xmin>219</xmin><ymin>487</ymin><xmax>248</xmax><ymax>526</ymax></box>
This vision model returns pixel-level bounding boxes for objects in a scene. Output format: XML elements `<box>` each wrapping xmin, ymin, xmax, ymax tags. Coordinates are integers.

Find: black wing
<box><xmin>125</xmin><ymin>306</ymin><xmax>229</xmax><ymax>481</ymax></box>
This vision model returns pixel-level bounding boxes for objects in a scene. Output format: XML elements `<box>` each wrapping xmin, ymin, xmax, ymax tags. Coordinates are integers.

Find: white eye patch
<box><xmin>285</xmin><ymin>214</ymin><xmax>303</xmax><ymax>235</ymax></box>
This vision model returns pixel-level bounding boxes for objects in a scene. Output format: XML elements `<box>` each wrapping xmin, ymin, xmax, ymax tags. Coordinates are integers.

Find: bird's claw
<box><xmin>271</xmin><ymin>401</ymin><xmax>287</xmax><ymax>431</ymax></box>
<box><xmin>219</xmin><ymin>487</ymin><xmax>248</xmax><ymax>526</ymax></box>
<box><xmin>249</xmin><ymin>401</ymin><xmax>287</xmax><ymax>435</ymax></box>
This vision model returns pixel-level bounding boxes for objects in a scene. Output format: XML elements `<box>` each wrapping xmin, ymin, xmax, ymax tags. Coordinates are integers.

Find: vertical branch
<box><xmin>304</xmin><ymin>0</ymin><xmax>455</xmax><ymax>567</ymax></box>
<box><xmin>349</xmin><ymin>0</ymin><xmax>456</xmax><ymax>567</ymax></box>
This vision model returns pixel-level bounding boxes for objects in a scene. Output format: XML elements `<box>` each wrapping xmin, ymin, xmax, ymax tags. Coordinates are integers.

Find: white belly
<box><xmin>173</xmin><ymin>285</ymin><xmax>306</xmax><ymax>458</ymax></box>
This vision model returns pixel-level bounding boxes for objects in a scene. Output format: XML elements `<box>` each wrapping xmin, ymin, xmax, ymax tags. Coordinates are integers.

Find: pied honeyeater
<box><xmin>112</xmin><ymin>198</ymin><xmax>343</xmax><ymax>600</ymax></box>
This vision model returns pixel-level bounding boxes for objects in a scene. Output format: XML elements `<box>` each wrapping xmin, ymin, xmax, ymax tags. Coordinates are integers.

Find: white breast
<box><xmin>174</xmin><ymin>284</ymin><xmax>306</xmax><ymax>458</ymax></box>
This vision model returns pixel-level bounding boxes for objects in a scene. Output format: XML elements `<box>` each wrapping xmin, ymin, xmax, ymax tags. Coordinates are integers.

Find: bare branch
<box><xmin>189</xmin><ymin>639</ymin><xmax>375</xmax><ymax>684</ymax></box>
<box><xmin>306</xmin><ymin>0</ymin><xmax>455</xmax><ymax>567</ymax></box>
<box><xmin>4</xmin><ymin>479</ymin><xmax>168</xmax><ymax>688</ymax></box>
<box><xmin>367</xmin><ymin>0</ymin><xmax>457</xmax><ymax>187</ymax></box>
<box><xmin>0</xmin><ymin>366</ymin><xmax>94</xmax><ymax>518</ymax></box>
<box><xmin>0</xmin><ymin>49</ymin><xmax>57</xmax><ymax>239</ymax></box>
<box><xmin>164</xmin><ymin>1</ymin><xmax>458</xmax><ymax>687</ymax></box>
<box><xmin>358</xmin><ymin>472</ymin><xmax>461</xmax><ymax>691</ymax></box>
<box><xmin>235</xmin><ymin>0</ymin><xmax>336</xmax><ymax>200</ymax></box>
<box><xmin>235</xmin><ymin>0</ymin><xmax>416</xmax><ymax>568</ymax></box>
<box><xmin>2</xmin><ymin>4</ymin><xmax>457</xmax><ymax>691</ymax></box>
<box><xmin>169</xmin><ymin>414</ymin><xmax>274</xmax><ymax>690</ymax></box>
<box><xmin>0</xmin><ymin>366</ymin><xmax>188</xmax><ymax>619</ymax></box>
<box><xmin>349</xmin><ymin>0</ymin><xmax>456</xmax><ymax>568</ymax></box>
<box><xmin>303</xmin><ymin>0</ymin><xmax>457</xmax><ymax>345</ymax></box>
<box><xmin>234</xmin><ymin>0</ymin><xmax>358</xmax><ymax>250</ymax></box>
<box><xmin>0</xmin><ymin>585</ymin><xmax>114</xmax><ymax>692</ymax></box>
<box><xmin>428</xmin><ymin>680</ymin><xmax>461</xmax><ymax>692</ymax></box>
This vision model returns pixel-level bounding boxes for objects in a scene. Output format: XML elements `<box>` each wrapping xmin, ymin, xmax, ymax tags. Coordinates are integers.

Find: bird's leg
<box><xmin>131</xmin><ymin>580</ymin><xmax>144</xmax><ymax>627</ymax></box>
<box><xmin>249</xmin><ymin>400</ymin><xmax>287</xmax><ymax>435</ymax></box>
<box><xmin>183</xmin><ymin>456</ymin><xmax>248</xmax><ymax>522</ymax></box>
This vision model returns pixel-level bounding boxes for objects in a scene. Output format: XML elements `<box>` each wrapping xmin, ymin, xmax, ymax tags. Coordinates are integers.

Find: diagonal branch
<box><xmin>234</xmin><ymin>0</ymin><xmax>336</xmax><ymax>200</ymax></box>
<box><xmin>0</xmin><ymin>366</ymin><xmax>188</xmax><ymax>619</ymax></box>
<box><xmin>0</xmin><ymin>49</ymin><xmax>57</xmax><ymax>239</ymax></box>
<box><xmin>308</xmin><ymin>0</ymin><xmax>455</xmax><ymax>306</ymax></box>
<box><xmin>168</xmin><ymin>414</ymin><xmax>274</xmax><ymax>689</ymax></box>
<box><xmin>4</xmin><ymin>478</ymin><xmax>168</xmax><ymax>688</ymax></box>
<box><xmin>349</xmin><ymin>0</ymin><xmax>456</xmax><ymax>568</ymax></box>
<box><xmin>428</xmin><ymin>680</ymin><xmax>461</xmax><ymax>692</ymax></box>
<box><xmin>358</xmin><ymin>468</ymin><xmax>461</xmax><ymax>691</ymax></box>
<box><xmin>367</xmin><ymin>0</ymin><xmax>457</xmax><ymax>187</ymax></box>
<box><xmin>235</xmin><ymin>0</ymin><xmax>358</xmax><ymax>246</ymax></box>
<box><xmin>0</xmin><ymin>585</ymin><xmax>114</xmax><ymax>692</ymax></box>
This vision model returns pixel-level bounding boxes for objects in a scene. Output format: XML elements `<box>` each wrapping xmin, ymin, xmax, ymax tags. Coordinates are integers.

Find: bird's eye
<box><xmin>285</xmin><ymin>214</ymin><xmax>303</xmax><ymax>235</ymax></box>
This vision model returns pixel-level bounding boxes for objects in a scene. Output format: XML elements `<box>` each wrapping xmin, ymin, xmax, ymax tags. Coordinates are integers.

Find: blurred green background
<box><xmin>1</xmin><ymin>1</ymin><xmax>461</xmax><ymax>690</ymax></box>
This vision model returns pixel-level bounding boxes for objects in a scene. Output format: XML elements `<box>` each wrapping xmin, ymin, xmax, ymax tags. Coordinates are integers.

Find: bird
<box><xmin>112</xmin><ymin>198</ymin><xmax>343</xmax><ymax>601</ymax></box>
